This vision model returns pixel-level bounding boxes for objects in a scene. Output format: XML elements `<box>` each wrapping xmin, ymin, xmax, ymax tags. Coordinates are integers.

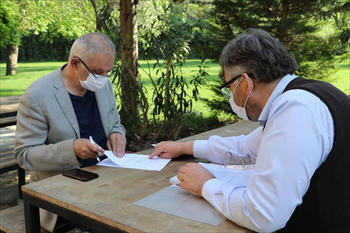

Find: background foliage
<box><xmin>1</xmin><ymin>0</ymin><xmax>349</xmax><ymax>142</ymax></box>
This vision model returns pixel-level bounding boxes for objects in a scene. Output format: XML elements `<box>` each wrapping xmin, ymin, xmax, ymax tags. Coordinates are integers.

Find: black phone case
<box><xmin>62</xmin><ymin>169</ymin><xmax>99</xmax><ymax>181</ymax></box>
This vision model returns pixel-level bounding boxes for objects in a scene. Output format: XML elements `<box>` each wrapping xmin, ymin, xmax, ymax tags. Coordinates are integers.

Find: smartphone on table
<box><xmin>62</xmin><ymin>168</ymin><xmax>99</xmax><ymax>181</ymax></box>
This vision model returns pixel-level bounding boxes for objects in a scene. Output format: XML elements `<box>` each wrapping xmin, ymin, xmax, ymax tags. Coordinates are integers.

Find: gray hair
<box><xmin>69</xmin><ymin>32</ymin><xmax>115</xmax><ymax>63</ymax></box>
<box><xmin>220</xmin><ymin>28</ymin><xmax>297</xmax><ymax>83</ymax></box>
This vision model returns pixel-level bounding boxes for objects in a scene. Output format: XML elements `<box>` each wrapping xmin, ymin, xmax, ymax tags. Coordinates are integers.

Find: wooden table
<box><xmin>22</xmin><ymin>121</ymin><xmax>259</xmax><ymax>232</ymax></box>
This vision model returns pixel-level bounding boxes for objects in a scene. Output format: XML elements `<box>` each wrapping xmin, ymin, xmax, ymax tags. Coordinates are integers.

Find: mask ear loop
<box><xmin>243</xmin><ymin>77</ymin><xmax>254</xmax><ymax>109</ymax></box>
<box><xmin>75</xmin><ymin>70</ymin><xmax>82</xmax><ymax>81</ymax></box>
<box><xmin>75</xmin><ymin>57</ymin><xmax>97</xmax><ymax>79</ymax></box>
<box><xmin>231</xmin><ymin>77</ymin><xmax>243</xmax><ymax>104</ymax></box>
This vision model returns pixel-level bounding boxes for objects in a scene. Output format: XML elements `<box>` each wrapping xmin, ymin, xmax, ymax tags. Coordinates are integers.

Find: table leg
<box><xmin>18</xmin><ymin>167</ymin><xmax>25</xmax><ymax>199</ymax></box>
<box><xmin>23</xmin><ymin>193</ymin><xmax>41</xmax><ymax>232</ymax></box>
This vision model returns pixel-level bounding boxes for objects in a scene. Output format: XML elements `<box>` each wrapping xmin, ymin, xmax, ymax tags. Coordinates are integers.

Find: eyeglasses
<box><xmin>224</xmin><ymin>148</ymin><xmax>251</xmax><ymax>168</ymax></box>
<box><xmin>75</xmin><ymin>57</ymin><xmax>114</xmax><ymax>78</ymax></box>
<box><xmin>219</xmin><ymin>73</ymin><xmax>254</xmax><ymax>99</ymax></box>
<box><xmin>219</xmin><ymin>74</ymin><xmax>242</xmax><ymax>99</ymax></box>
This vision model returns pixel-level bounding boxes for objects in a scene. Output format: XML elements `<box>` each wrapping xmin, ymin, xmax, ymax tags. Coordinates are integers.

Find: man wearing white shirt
<box><xmin>149</xmin><ymin>28</ymin><xmax>350</xmax><ymax>232</ymax></box>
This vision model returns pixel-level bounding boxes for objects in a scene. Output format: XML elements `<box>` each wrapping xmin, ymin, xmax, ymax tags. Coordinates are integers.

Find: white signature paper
<box><xmin>97</xmin><ymin>151</ymin><xmax>171</xmax><ymax>171</ymax></box>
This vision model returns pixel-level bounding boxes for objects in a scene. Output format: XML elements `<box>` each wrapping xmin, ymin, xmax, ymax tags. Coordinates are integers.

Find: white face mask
<box><xmin>229</xmin><ymin>77</ymin><xmax>254</xmax><ymax>121</ymax></box>
<box><xmin>75</xmin><ymin>65</ymin><xmax>108</xmax><ymax>92</ymax></box>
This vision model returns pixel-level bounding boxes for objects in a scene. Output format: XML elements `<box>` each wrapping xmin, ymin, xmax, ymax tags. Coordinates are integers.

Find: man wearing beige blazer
<box><xmin>14</xmin><ymin>32</ymin><xmax>126</xmax><ymax>232</ymax></box>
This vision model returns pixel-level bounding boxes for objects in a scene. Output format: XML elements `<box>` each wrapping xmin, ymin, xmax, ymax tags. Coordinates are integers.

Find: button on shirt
<box><xmin>193</xmin><ymin>74</ymin><xmax>334</xmax><ymax>232</ymax></box>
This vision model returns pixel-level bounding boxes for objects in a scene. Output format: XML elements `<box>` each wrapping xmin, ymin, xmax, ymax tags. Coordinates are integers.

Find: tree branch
<box><xmin>258</xmin><ymin>1</ymin><xmax>282</xmax><ymax>17</ymax></box>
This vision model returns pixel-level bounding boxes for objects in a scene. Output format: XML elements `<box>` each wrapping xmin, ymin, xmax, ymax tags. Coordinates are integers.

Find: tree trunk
<box><xmin>278</xmin><ymin>1</ymin><xmax>290</xmax><ymax>43</ymax></box>
<box><xmin>6</xmin><ymin>45</ymin><xmax>18</xmax><ymax>76</ymax></box>
<box><xmin>120</xmin><ymin>0</ymin><xmax>139</xmax><ymax>135</ymax></box>
<box><xmin>89</xmin><ymin>0</ymin><xmax>103</xmax><ymax>31</ymax></box>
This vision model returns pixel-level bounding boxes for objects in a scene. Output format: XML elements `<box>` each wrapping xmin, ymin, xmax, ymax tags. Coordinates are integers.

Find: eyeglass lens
<box><xmin>221</xmin><ymin>87</ymin><xmax>231</xmax><ymax>99</ymax></box>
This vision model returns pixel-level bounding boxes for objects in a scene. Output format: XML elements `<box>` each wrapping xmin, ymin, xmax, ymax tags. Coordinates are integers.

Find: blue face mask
<box><xmin>229</xmin><ymin>77</ymin><xmax>254</xmax><ymax>121</ymax></box>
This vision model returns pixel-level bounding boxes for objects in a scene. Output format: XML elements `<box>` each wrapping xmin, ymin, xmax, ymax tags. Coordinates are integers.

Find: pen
<box><xmin>89</xmin><ymin>136</ymin><xmax>100</xmax><ymax>162</ymax></box>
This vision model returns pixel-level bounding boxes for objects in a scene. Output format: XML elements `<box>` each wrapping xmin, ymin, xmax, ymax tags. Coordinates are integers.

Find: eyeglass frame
<box><xmin>74</xmin><ymin>56</ymin><xmax>114</xmax><ymax>79</ymax></box>
<box><xmin>219</xmin><ymin>72</ymin><xmax>255</xmax><ymax>99</ymax></box>
<box><xmin>224</xmin><ymin>148</ymin><xmax>251</xmax><ymax>168</ymax></box>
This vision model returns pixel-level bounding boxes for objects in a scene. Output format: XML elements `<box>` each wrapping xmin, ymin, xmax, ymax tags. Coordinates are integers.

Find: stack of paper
<box><xmin>97</xmin><ymin>150</ymin><xmax>171</xmax><ymax>171</ymax></box>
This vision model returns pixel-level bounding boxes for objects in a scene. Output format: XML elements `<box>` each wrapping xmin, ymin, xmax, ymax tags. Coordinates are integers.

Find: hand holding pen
<box><xmin>89</xmin><ymin>136</ymin><xmax>101</xmax><ymax>162</ymax></box>
<box><xmin>73</xmin><ymin>138</ymin><xmax>105</xmax><ymax>160</ymax></box>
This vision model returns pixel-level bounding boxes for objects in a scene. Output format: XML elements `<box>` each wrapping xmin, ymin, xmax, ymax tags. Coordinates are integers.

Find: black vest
<box><xmin>279</xmin><ymin>78</ymin><xmax>350</xmax><ymax>232</ymax></box>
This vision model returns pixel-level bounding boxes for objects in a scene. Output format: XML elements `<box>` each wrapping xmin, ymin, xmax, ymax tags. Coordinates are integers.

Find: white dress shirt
<box><xmin>193</xmin><ymin>74</ymin><xmax>334</xmax><ymax>232</ymax></box>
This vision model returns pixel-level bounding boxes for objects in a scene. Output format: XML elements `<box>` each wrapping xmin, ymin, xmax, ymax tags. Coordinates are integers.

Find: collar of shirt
<box><xmin>258</xmin><ymin>74</ymin><xmax>297</xmax><ymax>126</ymax></box>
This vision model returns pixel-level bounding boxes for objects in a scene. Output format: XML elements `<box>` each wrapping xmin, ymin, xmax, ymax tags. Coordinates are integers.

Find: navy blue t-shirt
<box><xmin>69</xmin><ymin>90</ymin><xmax>107</xmax><ymax>167</ymax></box>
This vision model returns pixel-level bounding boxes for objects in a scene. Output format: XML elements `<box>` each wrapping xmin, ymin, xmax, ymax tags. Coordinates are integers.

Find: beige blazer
<box><xmin>14</xmin><ymin>65</ymin><xmax>125</xmax><ymax>231</ymax></box>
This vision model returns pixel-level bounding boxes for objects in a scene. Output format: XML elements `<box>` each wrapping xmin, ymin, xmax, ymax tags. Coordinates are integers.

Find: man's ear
<box><xmin>241</xmin><ymin>73</ymin><xmax>254</xmax><ymax>95</ymax></box>
<box><xmin>70</xmin><ymin>57</ymin><xmax>79</xmax><ymax>70</ymax></box>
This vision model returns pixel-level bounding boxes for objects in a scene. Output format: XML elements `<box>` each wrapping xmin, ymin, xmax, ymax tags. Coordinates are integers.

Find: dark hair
<box><xmin>220</xmin><ymin>28</ymin><xmax>297</xmax><ymax>83</ymax></box>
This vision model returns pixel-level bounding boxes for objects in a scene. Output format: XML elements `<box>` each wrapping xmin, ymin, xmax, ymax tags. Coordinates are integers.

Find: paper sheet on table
<box><xmin>97</xmin><ymin>150</ymin><xmax>171</xmax><ymax>171</ymax></box>
<box><xmin>170</xmin><ymin>162</ymin><xmax>254</xmax><ymax>185</ymax></box>
<box><xmin>96</xmin><ymin>157</ymin><xmax>121</xmax><ymax>167</ymax></box>
<box><xmin>134</xmin><ymin>186</ymin><xmax>226</xmax><ymax>226</ymax></box>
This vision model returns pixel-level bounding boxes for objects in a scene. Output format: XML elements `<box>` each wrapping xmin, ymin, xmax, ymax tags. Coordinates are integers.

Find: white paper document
<box><xmin>97</xmin><ymin>150</ymin><xmax>171</xmax><ymax>171</ymax></box>
<box><xmin>170</xmin><ymin>162</ymin><xmax>254</xmax><ymax>186</ymax></box>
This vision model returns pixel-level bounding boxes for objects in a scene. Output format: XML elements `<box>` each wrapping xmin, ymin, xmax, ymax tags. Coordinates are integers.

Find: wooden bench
<box><xmin>0</xmin><ymin>203</ymin><xmax>75</xmax><ymax>233</ymax></box>
<box><xmin>0</xmin><ymin>161</ymin><xmax>25</xmax><ymax>200</ymax></box>
<box><xmin>0</xmin><ymin>95</ymin><xmax>20</xmax><ymax>128</ymax></box>
<box><xmin>0</xmin><ymin>126</ymin><xmax>25</xmax><ymax>199</ymax></box>
<box><xmin>0</xmin><ymin>203</ymin><xmax>25</xmax><ymax>233</ymax></box>
<box><xmin>0</xmin><ymin>96</ymin><xmax>25</xmax><ymax>199</ymax></box>
<box><xmin>0</xmin><ymin>112</ymin><xmax>17</xmax><ymax>128</ymax></box>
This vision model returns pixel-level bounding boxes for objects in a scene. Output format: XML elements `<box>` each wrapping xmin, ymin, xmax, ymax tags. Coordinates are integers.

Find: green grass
<box><xmin>0</xmin><ymin>62</ymin><xmax>66</xmax><ymax>96</ymax></box>
<box><xmin>1</xmin><ymin>58</ymin><xmax>349</xmax><ymax>102</ymax></box>
<box><xmin>0</xmin><ymin>60</ymin><xmax>223</xmax><ymax>116</ymax></box>
<box><xmin>327</xmin><ymin>59</ymin><xmax>350</xmax><ymax>95</ymax></box>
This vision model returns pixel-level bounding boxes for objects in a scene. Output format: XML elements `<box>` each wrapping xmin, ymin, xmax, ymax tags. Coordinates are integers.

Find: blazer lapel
<box><xmin>52</xmin><ymin>68</ymin><xmax>80</xmax><ymax>137</ymax></box>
